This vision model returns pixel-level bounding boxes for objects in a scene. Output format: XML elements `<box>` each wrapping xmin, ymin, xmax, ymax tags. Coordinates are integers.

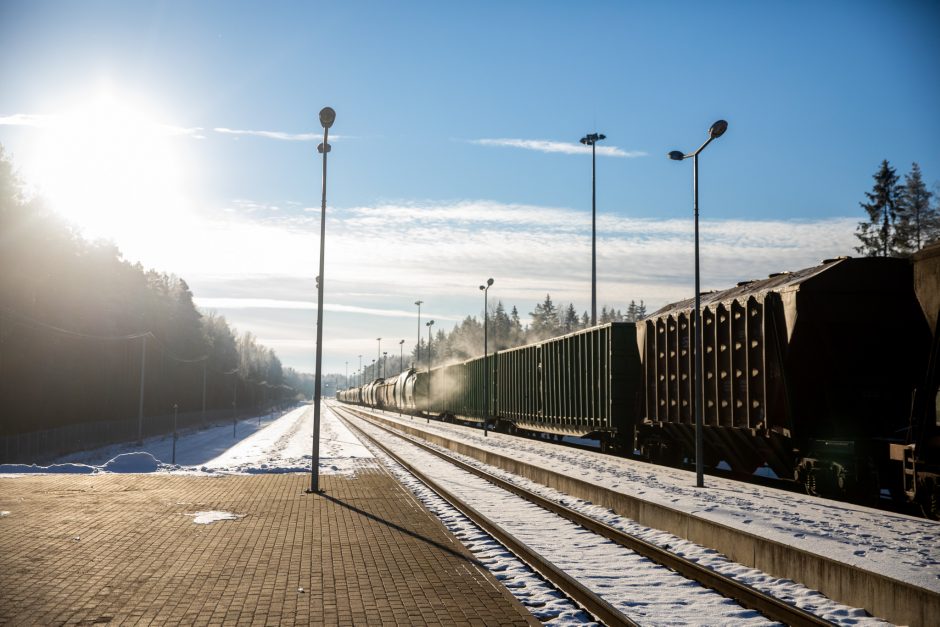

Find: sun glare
<box><xmin>32</xmin><ymin>88</ymin><xmax>195</xmax><ymax>245</ymax></box>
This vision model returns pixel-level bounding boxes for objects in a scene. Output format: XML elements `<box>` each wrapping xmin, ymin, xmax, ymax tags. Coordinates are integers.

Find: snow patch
<box><xmin>0</xmin><ymin>511</ymin><xmax>10</xmax><ymax>517</ymax></box>
<box><xmin>0</xmin><ymin>462</ymin><xmax>97</xmax><ymax>474</ymax></box>
<box><xmin>101</xmin><ymin>452</ymin><xmax>161</xmax><ymax>473</ymax></box>
<box><xmin>191</xmin><ymin>510</ymin><xmax>242</xmax><ymax>524</ymax></box>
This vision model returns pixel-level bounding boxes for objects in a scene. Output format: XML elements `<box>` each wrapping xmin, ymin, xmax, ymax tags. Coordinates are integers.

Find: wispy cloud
<box><xmin>470</xmin><ymin>138</ymin><xmax>646</xmax><ymax>158</ymax></box>
<box><xmin>194</xmin><ymin>298</ymin><xmax>461</xmax><ymax>321</ymax></box>
<box><xmin>178</xmin><ymin>198</ymin><xmax>859</xmax><ymax>313</ymax></box>
<box><xmin>0</xmin><ymin>112</ymin><xmax>203</xmax><ymax>138</ymax></box>
<box><xmin>0</xmin><ymin>113</ymin><xmax>54</xmax><ymax>127</ymax></box>
<box><xmin>134</xmin><ymin>197</ymin><xmax>859</xmax><ymax>372</ymax></box>
<box><xmin>213</xmin><ymin>127</ymin><xmax>324</xmax><ymax>141</ymax></box>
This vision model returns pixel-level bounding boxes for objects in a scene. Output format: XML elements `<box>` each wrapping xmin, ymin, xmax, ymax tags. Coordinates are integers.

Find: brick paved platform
<box><xmin>0</xmin><ymin>469</ymin><xmax>538</xmax><ymax>625</ymax></box>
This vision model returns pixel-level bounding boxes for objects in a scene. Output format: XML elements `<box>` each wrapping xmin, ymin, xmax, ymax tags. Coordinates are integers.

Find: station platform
<box><xmin>0</xmin><ymin>470</ymin><xmax>538</xmax><ymax>625</ymax></box>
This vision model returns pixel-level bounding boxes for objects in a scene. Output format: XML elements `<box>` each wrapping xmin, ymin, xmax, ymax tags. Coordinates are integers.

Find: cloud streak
<box><xmin>0</xmin><ymin>112</ymin><xmax>203</xmax><ymax>138</ymax></box>
<box><xmin>133</xmin><ymin>197</ymin><xmax>859</xmax><ymax>372</ymax></box>
<box><xmin>213</xmin><ymin>127</ymin><xmax>339</xmax><ymax>142</ymax></box>
<box><xmin>470</xmin><ymin>138</ymin><xmax>646</xmax><ymax>158</ymax></box>
<box><xmin>194</xmin><ymin>298</ymin><xmax>461</xmax><ymax>321</ymax></box>
<box><xmin>0</xmin><ymin>113</ymin><xmax>54</xmax><ymax>127</ymax></box>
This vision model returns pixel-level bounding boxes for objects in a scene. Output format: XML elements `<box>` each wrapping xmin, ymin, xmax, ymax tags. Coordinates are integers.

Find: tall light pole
<box><xmin>426</xmin><ymin>320</ymin><xmax>434</xmax><ymax>423</ymax></box>
<box><xmin>358</xmin><ymin>354</ymin><xmax>362</xmax><ymax>387</ymax></box>
<box><xmin>137</xmin><ymin>334</ymin><xmax>147</xmax><ymax>444</ymax></box>
<box><xmin>668</xmin><ymin>119</ymin><xmax>728</xmax><ymax>489</ymax></box>
<box><xmin>414</xmin><ymin>300</ymin><xmax>423</xmax><ymax>368</ymax></box>
<box><xmin>479</xmin><ymin>278</ymin><xmax>494</xmax><ymax>437</ymax></box>
<box><xmin>580</xmin><ymin>132</ymin><xmax>606</xmax><ymax>326</ymax></box>
<box><xmin>399</xmin><ymin>339</ymin><xmax>405</xmax><ymax>416</ymax></box>
<box><xmin>382</xmin><ymin>351</ymin><xmax>387</xmax><ymax>379</ymax></box>
<box><xmin>307</xmin><ymin>105</ymin><xmax>335</xmax><ymax>495</ymax></box>
<box><xmin>376</xmin><ymin>338</ymin><xmax>382</xmax><ymax>378</ymax></box>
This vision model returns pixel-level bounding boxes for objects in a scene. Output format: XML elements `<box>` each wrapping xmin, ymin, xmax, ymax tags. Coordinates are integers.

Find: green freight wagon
<box><xmin>431</xmin><ymin>355</ymin><xmax>495</xmax><ymax>425</ymax></box>
<box><xmin>494</xmin><ymin>322</ymin><xmax>641</xmax><ymax>449</ymax></box>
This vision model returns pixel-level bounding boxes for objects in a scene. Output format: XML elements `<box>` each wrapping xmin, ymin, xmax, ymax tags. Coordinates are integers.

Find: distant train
<box><xmin>338</xmin><ymin>250</ymin><xmax>940</xmax><ymax>517</ymax></box>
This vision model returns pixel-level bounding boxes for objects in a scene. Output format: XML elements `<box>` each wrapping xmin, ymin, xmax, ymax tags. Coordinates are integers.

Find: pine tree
<box><xmin>563</xmin><ymin>304</ymin><xmax>578</xmax><ymax>332</ymax></box>
<box><xmin>530</xmin><ymin>294</ymin><xmax>560</xmax><ymax>338</ymax></box>
<box><xmin>855</xmin><ymin>160</ymin><xmax>901</xmax><ymax>257</ymax></box>
<box><xmin>896</xmin><ymin>163</ymin><xmax>936</xmax><ymax>252</ymax></box>
<box><xmin>626</xmin><ymin>301</ymin><xmax>635</xmax><ymax>322</ymax></box>
<box><xmin>581</xmin><ymin>311</ymin><xmax>590</xmax><ymax>328</ymax></box>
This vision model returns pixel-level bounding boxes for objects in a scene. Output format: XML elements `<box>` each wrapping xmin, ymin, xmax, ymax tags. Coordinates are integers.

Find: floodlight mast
<box><xmin>579</xmin><ymin>132</ymin><xmax>606</xmax><ymax>325</ymax></box>
<box><xmin>308</xmin><ymin>106</ymin><xmax>336</xmax><ymax>495</ymax></box>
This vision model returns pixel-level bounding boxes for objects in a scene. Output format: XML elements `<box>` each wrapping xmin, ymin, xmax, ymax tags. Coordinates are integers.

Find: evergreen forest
<box><xmin>0</xmin><ymin>146</ymin><xmax>313</xmax><ymax>437</ymax></box>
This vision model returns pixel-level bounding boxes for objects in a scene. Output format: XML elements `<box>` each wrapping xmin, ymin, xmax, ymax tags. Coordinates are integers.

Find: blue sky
<box><xmin>2</xmin><ymin>1</ymin><xmax>938</xmax><ymax>375</ymax></box>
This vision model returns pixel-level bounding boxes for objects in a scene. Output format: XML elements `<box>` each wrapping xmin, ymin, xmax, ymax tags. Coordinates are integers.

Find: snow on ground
<box><xmin>190</xmin><ymin>511</ymin><xmax>243</xmax><ymax>524</ymax></box>
<box><xmin>0</xmin><ymin>404</ymin><xmax>376</xmax><ymax>477</ymax></box>
<box><xmin>361</xmin><ymin>405</ymin><xmax>940</xmax><ymax>596</ymax></box>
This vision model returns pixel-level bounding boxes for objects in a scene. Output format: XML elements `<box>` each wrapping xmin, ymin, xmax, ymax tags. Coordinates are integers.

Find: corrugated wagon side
<box><xmin>638</xmin><ymin>257</ymin><xmax>931</xmax><ymax>496</ymax></box>
<box><xmin>495</xmin><ymin>322</ymin><xmax>641</xmax><ymax>446</ymax></box>
<box><xmin>433</xmin><ymin>355</ymin><xmax>494</xmax><ymax>424</ymax></box>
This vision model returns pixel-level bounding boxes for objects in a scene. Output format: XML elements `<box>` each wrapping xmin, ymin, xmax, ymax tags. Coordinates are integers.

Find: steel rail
<box><xmin>339</xmin><ymin>404</ymin><xmax>835</xmax><ymax>627</ymax></box>
<box><xmin>335</xmin><ymin>406</ymin><xmax>637</xmax><ymax>627</ymax></box>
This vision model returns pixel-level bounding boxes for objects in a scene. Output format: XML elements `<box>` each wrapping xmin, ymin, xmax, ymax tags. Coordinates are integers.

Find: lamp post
<box><xmin>307</xmin><ymin>105</ymin><xmax>335</xmax><ymax>495</ymax></box>
<box><xmin>382</xmin><ymin>351</ymin><xmax>387</xmax><ymax>379</ymax></box>
<box><xmin>579</xmin><ymin>132</ymin><xmax>606</xmax><ymax>326</ymax></box>
<box><xmin>172</xmin><ymin>403</ymin><xmax>178</xmax><ymax>464</ymax></box>
<box><xmin>399</xmin><ymin>339</ymin><xmax>405</xmax><ymax>416</ymax></box>
<box><xmin>358</xmin><ymin>355</ymin><xmax>362</xmax><ymax>387</ymax></box>
<box><xmin>376</xmin><ymin>338</ymin><xmax>382</xmax><ymax>378</ymax></box>
<box><xmin>479</xmin><ymin>278</ymin><xmax>494</xmax><ymax>437</ymax></box>
<box><xmin>426</xmin><ymin>320</ymin><xmax>434</xmax><ymax>423</ymax></box>
<box><xmin>668</xmin><ymin>119</ymin><xmax>728</xmax><ymax>489</ymax></box>
<box><xmin>414</xmin><ymin>300</ymin><xmax>423</xmax><ymax>368</ymax></box>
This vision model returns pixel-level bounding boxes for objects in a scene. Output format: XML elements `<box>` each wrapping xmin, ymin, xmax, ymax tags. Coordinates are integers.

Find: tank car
<box><xmin>638</xmin><ymin>257</ymin><xmax>932</xmax><ymax>497</ymax></box>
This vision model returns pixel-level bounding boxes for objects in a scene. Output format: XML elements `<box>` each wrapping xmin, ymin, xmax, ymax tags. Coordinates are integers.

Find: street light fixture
<box><xmin>426</xmin><ymin>320</ymin><xmax>434</xmax><ymax>423</ymax></box>
<box><xmin>414</xmin><ymin>300</ymin><xmax>423</xmax><ymax>368</ymax></box>
<box><xmin>308</xmin><ymin>106</ymin><xmax>335</xmax><ymax>495</ymax></box>
<box><xmin>382</xmin><ymin>351</ymin><xmax>388</xmax><ymax>379</ymax></box>
<box><xmin>479</xmin><ymin>278</ymin><xmax>494</xmax><ymax>437</ymax></box>
<box><xmin>668</xmin><ymin>119</ymin><xmax>728</xmax><ymax>489</ymax></box>
<box><xmin>580</xmin><ymin>132</ymin><xmax>606</xmax><ymax>325</ymax></box>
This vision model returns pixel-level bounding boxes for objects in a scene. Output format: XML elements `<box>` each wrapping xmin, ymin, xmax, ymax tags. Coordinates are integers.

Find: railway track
<box><xmin>335</xmin><ymin>404</ymin><xmax>835</xmax><ymax>627</ymax></box>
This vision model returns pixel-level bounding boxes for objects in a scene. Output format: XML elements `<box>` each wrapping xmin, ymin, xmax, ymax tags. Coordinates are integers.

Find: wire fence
<box><xmin>0</xmin><ymin>404</ymin><xmax>284</xmax><ymax>465</ymax></box>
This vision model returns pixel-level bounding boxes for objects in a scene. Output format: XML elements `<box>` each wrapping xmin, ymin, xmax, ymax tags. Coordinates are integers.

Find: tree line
<box><xmin>855</xmin><ymin>160</ymin><xmax>939</xmax><ymax>257</ymax></box>
<box><xmin>360</xmin><ymin>295</ymin><xmax>647</xmax><ymax>382</ymax></box>
<box><xmin>0</xmin><ymin>145</ymin><xmax>308</xmax><ymax>436</ymax></box>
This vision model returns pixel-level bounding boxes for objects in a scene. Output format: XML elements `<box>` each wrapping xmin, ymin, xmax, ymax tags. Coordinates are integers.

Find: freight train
<box><xmin>337</xmin><ymin>251</ymin><xmax>940</xmax><ymax>517</ymax></box>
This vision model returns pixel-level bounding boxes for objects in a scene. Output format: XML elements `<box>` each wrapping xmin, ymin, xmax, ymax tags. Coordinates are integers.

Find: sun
<box><xmin>32</xmin><ymin>87</ymin><xmax>196</xmax><ymax>244</ymax></box>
